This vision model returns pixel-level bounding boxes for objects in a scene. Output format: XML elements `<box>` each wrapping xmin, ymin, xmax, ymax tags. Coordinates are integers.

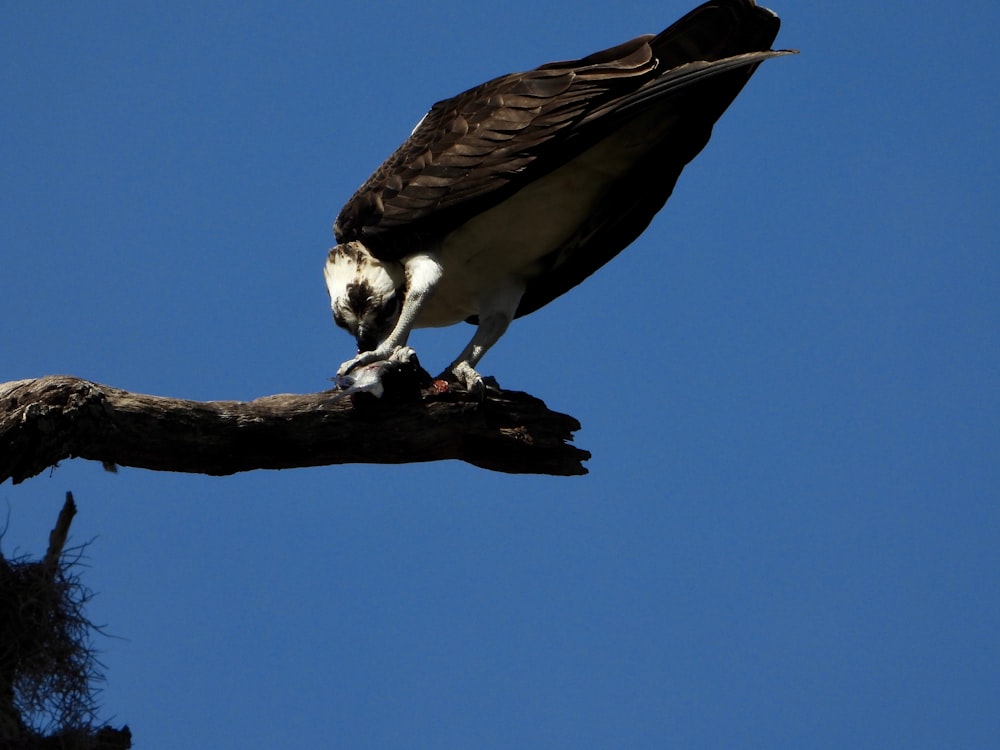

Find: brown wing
<box><xmin>333</xmin><ymin>35</ymin><xmax>658</xmax><ymax>257</ymax></box>
<box><xmin>334</xmin><ymin>0</ymin><xmax>784</xmax><ymax>262</ymax></box>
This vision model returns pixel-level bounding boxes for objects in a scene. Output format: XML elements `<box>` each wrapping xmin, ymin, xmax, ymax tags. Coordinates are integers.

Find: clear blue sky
<box><xmin>2</xmin><ymin>1</ymin><xmax>998</xmax><ymax>748</ymax></box>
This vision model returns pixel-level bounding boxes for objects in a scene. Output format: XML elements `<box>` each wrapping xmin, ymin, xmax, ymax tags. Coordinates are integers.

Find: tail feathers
<box><xmin>651</xmin><ymin>0</ymin><xmax>781</xmax><ymax>66</ymax></box>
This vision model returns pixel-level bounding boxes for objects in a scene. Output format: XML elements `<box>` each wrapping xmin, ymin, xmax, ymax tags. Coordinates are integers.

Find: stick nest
<box><xmin>0</xmin><ymin>496</ymin><xmax>130</xmax><ymax>749</ymax></box>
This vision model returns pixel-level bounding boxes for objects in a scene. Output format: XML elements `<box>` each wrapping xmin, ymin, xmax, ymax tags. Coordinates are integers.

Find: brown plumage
<box><xmin>327</xmin><ymin>0</ymin><xmax>792</xmax><ymax>390</ymax></box>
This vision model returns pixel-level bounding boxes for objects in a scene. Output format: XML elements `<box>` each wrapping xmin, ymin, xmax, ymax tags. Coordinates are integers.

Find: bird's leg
<box><xmin>337</xmin><ymin>253</ymin><xmax>442</xmax><ymax>376</ymax></box>
<box><xmin>441</xmin><ymin>282</ymin><xmax>523</xmax><ymax>394</ymax></box>
<box><xmin>444</xmin><ymin>317</ymin><xmax>510</xmax><ymax>394</ymax></box>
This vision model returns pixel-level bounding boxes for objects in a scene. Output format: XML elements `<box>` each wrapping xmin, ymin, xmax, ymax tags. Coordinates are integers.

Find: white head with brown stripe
<box><xmin>324</xmin><ymin>241</ymin><xmax>405</xmax><ymax>353</ymax></box>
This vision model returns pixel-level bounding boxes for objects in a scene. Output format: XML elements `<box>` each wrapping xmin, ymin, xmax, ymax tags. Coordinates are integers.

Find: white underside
<box><xmin>410</xmin><ymin>110</ymin><xmax>674</xmax><ymax>328</ymax></box>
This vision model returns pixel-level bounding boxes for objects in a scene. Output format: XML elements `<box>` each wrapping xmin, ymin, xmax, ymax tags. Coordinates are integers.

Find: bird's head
<box><xmin>324</xmin><ymin>241</ymin><xmax>405</xmax><ymax>353</ymax></box>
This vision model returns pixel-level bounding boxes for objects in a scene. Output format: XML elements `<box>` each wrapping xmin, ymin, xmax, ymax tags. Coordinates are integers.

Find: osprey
<box><xmin>326</xmin><ymin>0</ymin><xmax>791</xmax><ymax>392</ymax></box>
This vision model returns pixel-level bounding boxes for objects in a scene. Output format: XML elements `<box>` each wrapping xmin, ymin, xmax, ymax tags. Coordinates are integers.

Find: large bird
<box><xmin>326</xmin><ymin>0</ymin><xmax>792</xmax><ymax>392</ymax></box>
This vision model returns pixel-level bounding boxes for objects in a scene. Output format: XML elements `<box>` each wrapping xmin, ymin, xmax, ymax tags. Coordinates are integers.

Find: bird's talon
<box><xmin>439</xmin><ymin>362</ymin><xmax>499</xmax><ymax>397</ymax></box>
<box><xmin>336</xmin><ymin>358</ymin><xmax>361</xmax><ymax>378</ymax></box>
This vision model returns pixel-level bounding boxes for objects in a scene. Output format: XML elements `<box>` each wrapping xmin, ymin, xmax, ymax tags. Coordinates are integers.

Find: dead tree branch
<box><xmin>0</xmin><ymin>372</ymin><xmax>589</xmax><ymax>485</ymax></box>
<box><xmin>42</xmin><ymin>493</ymin><xmax>77</xmax><ymax>574</ymax></box>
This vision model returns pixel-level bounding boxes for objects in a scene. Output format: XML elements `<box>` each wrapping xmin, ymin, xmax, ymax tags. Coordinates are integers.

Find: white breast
<box><xmin>414</xmin><ymin>110</ymin><xmax>673</xmax><ymax>328</ymax></box>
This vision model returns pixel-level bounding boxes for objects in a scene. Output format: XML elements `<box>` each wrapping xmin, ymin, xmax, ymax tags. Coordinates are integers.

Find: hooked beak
<box><xmin>356</xmin><ymin>325</ymin><xmax>379</xmax><ymax>354</ymax></box>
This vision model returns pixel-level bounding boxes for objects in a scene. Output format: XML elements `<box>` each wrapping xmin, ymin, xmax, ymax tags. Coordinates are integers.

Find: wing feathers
<box><xmin>590</xmin><ymin>49</ymin><xmax>792</xmax><ymax>127</ymax></box>
<box><xmin>334</xmin><ymin>0</ymin><xmax>787</xmax><ymax>258</ymax></box>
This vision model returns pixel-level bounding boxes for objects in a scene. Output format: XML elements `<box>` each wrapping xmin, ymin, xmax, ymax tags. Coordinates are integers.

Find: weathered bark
<box><xmin>0</xmin><ymin>373</ymin><xmax>589</xmax><ymax>484</ymax></box>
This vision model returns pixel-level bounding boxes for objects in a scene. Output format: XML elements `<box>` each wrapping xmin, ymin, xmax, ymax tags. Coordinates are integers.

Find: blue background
<box><xmin>2</xmin><ymin>2</ymin><xmax>998</xmax><ymax>747</ymax></box>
